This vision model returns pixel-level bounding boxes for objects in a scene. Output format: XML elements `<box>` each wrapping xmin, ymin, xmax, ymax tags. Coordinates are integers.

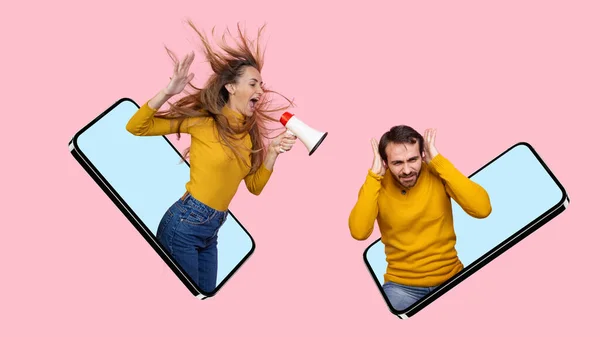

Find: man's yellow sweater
<box><xmin>126</xmin><ymin>101</ymin><xmax>272</xmax><ymax>212</ymax></box>
<box><xmin>349</xmin><ymin>154</ymin><xmax>491</xmax><ymax>287</ymax></box>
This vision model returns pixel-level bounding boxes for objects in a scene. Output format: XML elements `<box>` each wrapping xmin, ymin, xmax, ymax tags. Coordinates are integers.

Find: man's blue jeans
<box><xmin>156</xmin><ymin>192</ymin><xmax>228</xmax><ymax>293</ymax></box>
<box><xmin>382</xmin><ymin>281</ymin><xmax>437</xmax><ymax>311</ymax></box>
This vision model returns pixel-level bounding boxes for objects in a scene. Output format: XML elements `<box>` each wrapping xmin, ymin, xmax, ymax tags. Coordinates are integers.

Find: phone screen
<box><xmin>69</xmin><ymin>98</ymin><xmax>254</xmax><ymax>298</ymax></box>
<box><xmin>364</xmin><ymin>143</ymin><xmax>569</xmax><ymax>318</ymax></box>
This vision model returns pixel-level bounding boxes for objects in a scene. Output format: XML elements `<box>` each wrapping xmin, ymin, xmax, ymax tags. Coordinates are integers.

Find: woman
<box><xmin>125</xmin><ymin>21</ymin><xmax>297</xmax><ymax>293</ymax></box>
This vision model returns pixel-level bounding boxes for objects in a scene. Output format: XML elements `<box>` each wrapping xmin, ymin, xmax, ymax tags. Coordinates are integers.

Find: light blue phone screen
<box><xmin>75</xmin><ymin>99</ymin><xmax>253</xmax><ymax>288</ymax></box>
<box><xmin>366</xmin><ymin>144</ymin><xmax>565</xmax><ymax>286</ymax></box>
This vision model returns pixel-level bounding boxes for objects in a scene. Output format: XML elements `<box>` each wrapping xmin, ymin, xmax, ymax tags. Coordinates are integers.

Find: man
<box><xmin>349</xmin><ymin>125</ymin><xmax>492</xmax><ymax>311</ymax></box>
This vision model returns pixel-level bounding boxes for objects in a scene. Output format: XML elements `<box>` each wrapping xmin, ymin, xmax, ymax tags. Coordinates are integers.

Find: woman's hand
<box><xmin>164</xmin><ymin>51</ymin><xmax>195</xmax><ymax>96</ymax></box>
<box><xmin>148</xmin><ymin>51</ymin><xmax>196</xmax><ymax>110</ymax></box>
<box><xmin>261</xmin><ymin>130</ymin><xmax>298</xmax><ymax>171</ymax></box>
<box><xmin>269</xmin><ymin>130</ymin><xmax>298</xmax><ymax>155</ymax></box>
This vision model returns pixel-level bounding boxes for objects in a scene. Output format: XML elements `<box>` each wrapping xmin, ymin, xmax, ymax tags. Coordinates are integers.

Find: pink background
<box><xmin>2</xmin><ymin>0</ymin><xmax>598</xmax><ymax>335</ymax></box>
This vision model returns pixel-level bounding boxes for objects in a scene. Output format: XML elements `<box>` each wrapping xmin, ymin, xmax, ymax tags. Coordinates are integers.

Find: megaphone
<box><xmin>279</xmin><ymin>112</ymin><xmax>328</xmax><ymax>156</ymax></box>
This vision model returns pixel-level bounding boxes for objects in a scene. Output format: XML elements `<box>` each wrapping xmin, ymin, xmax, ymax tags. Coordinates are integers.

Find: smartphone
<box><xmin>68</xmin><ymin>98</ymin><xmax>255</xmax><ymax>299</ymax></box>
<box><xmin>364</xmin><ymin>142</ymin><xmax>570</xmax><ymax>319</ymax></box>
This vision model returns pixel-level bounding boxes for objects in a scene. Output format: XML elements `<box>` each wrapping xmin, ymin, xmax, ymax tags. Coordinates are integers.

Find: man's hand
<box><xmin>371</xmin><ymin>138</ymin><xmax>386</xmax><ymax>176</ymax></box>
<box><xmin>423</xmin><ymin>128</ymin><xmax>439</xmax><ymax>164</ymax></box>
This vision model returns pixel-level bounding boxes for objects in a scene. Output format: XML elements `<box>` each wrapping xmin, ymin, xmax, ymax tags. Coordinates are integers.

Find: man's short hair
<box><xmin>378</xmin><ymin>125</ymin><xmax>424</xmax><ymax>162</ymax></box>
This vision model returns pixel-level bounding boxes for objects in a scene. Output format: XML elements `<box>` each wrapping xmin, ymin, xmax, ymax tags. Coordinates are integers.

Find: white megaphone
<box><xmin>279</xmin><ymin>112</ymin><xmax>328</xmax><ymax>156</ymax></box>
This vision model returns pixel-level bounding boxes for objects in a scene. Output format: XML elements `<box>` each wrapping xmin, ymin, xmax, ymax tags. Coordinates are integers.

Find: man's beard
<box><xmin>394</xmin><ymin>171</ymin><xmax>419</xmax><ymax>189</ymax></box>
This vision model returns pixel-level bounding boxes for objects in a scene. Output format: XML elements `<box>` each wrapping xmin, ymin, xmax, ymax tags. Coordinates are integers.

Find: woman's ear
<box><xmin>225</xmin><ymin>83</ymin><xmax>235</xmax><ymax>95</ymax></box>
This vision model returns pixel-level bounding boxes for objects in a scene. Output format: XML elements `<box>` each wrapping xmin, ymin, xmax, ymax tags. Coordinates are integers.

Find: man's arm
<box><xmin>422</xmin><ymin>128</ymin><xmax>491</xmax><ymax>218</ymax></box>
<box><xmin>429</xmin><ymin>154</ymin><xmax>492</xmax><ymax>218</ymax></box>
<box><xmin>349</xmin><ymin>170</ymin><xmax>382</xmax><ymax>240</ymax></box>
<box><xmin>349</xmin><ymin>137</ymin><xmax>388</xmax><ymax>240</ymax></box>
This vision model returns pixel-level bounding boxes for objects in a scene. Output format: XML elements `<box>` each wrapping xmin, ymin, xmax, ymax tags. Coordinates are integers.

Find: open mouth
<box><xmin>249</xmin><ymin>97</ymin><xmax>260</xmax><ymax>112</ymax></box>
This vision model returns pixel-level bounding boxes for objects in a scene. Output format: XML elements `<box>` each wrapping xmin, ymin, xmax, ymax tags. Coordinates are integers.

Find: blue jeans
<box><xmin>382</xmin><ymin>281</ymin><xmax>437</xmax><ymax>311</ymax></box>
<box><xmin>156</xmin><ymin>192</ymin><xmax>228</xmax><ymax>293</ymax></box>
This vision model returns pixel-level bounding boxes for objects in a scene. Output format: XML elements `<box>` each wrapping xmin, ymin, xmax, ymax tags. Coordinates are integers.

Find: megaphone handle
<box><xmin>286</xmin><ymin>129</ymin><xmax>295</xmax><ymax>136</ymax></box>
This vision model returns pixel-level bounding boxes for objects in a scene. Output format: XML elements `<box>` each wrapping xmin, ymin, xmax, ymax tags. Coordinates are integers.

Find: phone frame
<box><xmin>68</xmin><ymin>97</ymin><xmax>256</xmax><ymax>299</ymax></box>
<box><xmin>363</xmin><ymin>142</ymin><xmax>570</xmax><ymax>319</ymax></box>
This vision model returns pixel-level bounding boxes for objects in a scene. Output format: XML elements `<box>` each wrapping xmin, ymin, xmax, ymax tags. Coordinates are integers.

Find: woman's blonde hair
<box><xmin>155</xmin><ymin>20</ymin><xmax>293</xmax><ymax>173</ymax></box>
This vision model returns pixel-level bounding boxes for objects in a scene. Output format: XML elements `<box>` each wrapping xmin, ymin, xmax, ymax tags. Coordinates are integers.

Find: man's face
<box><xmin>384</xmin><ymin>142</ymin><xmax>423</xmax><ymax>189</ymax></box>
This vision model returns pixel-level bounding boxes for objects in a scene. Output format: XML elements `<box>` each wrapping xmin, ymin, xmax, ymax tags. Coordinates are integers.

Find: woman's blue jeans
<box><xmin>156</xmin><ymin>192</ymin><xmax>228</xmax><ymax>293</ymax></box>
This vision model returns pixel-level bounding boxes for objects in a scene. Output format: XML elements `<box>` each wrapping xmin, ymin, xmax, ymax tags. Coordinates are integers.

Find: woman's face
<box><xmin>226</xmin><ymin>66</ymin><xmax>265</xmax><ymax>117</ymax></box>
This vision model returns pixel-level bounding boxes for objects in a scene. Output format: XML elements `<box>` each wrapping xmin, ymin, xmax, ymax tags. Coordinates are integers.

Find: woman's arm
<box><xmin>244</xmin><ymin>131</ymin><xmax>297</xmax><ymax>195</ymax></box>
<box><xmin>126</xmin><ymin>52</ymin><xmax>196</xmax><ymax>136</ymax></box>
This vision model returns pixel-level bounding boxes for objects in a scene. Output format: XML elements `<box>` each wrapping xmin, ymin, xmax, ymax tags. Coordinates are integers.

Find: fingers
<box><xmin>423</xmin><ymin>128</ymin><xmax>438</xmax><ymax>162</ymax></box>
<box><xmin>279</xmin><ymin>130</ymin><xmax>297</xmax><ymax>140</ymax></box>
<box><xmin>278</xmin><ymin>143</ymin><xmax>294</xmax><ymax>153</ymax></box>
<box><xmin>176</xmin><ymin>55</ymin><xmax>186</xmax><ymax>73</ymax></box>
<box><xmin>273</xmin><ymin>132</ymin><xmax>297</xmax><ymax>154</ymax></box>
<box><xmin>371</xmin><ymin>138</ymin><xmax>379</xmax><ymax>156</ymax></box>
<box><xmin>181</xmin><ymin>51</ymin><xmax>195</xmax><ymax>74</ymax></box>
<box><xmin>370</xmin><ymin>137</ymin><xmax>385</xmax><ymax>175</ymax></box>
<box><xmin>285</xmin><ymin>132</ymin><xmax>297</xmax><ymax>139</ymax></box>
<box><xmin>174</xmin><ymin>52</ymin><xmax>195</xmax><ymax>76</ymax></box>
<box><xmin>424</xmin><ymin>128</ymin><xmax>435</xmax><ymax>145</ymax></box>
<box><xmin>423</xmin><ymin>129</ymin><xmax>431</xmax><ymax>159</ymax></box>
<box><xmin>186</xmin><ymin>73</ymin><xmax>195</xmax><ymax>83</ymax></box>
<box><xmin>173</xmin><ymin>59</ymin><xmax>180</xmax><ymax>75</ymax></box>
<box><xmin>425</xmin><ymin>128</ymin><xmax>436</xmax><ymax>143</ymax></box>
<box><xmin>279</xmin><ymin>138</ymin><xmax>296</xmax><ymax>147</ymax></box>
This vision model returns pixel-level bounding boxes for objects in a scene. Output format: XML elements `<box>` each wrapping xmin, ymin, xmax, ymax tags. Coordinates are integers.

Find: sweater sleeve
<box><xmin>244</xmin><ymin>163</ymin><xmax>273</xmax><ymax>195</ymax></box>
<box><xmin>125</xmin><ymin>101</ymin><xmax>194</xmax><ymax>136</ymax></box>
<box><xmin>348</xmin><ymin>170</ymin><xmax>383</xmax><ymax>240</ymax></box>
<box><xmin>428</xmin><ymin>154</ymin><xmax>492</xmax><ymax>219</ymax></box>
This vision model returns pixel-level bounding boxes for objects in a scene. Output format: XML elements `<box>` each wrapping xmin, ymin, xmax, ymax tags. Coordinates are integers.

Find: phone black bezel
<box><xmin>362</xmin><ymin>142</ymin><xmax>570</xmax><ymax>319</ymax></box>
<box><xmin>68</xmin><ymin>97</ymin><xmax>257</xmax><ymax>298</ymax></box>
